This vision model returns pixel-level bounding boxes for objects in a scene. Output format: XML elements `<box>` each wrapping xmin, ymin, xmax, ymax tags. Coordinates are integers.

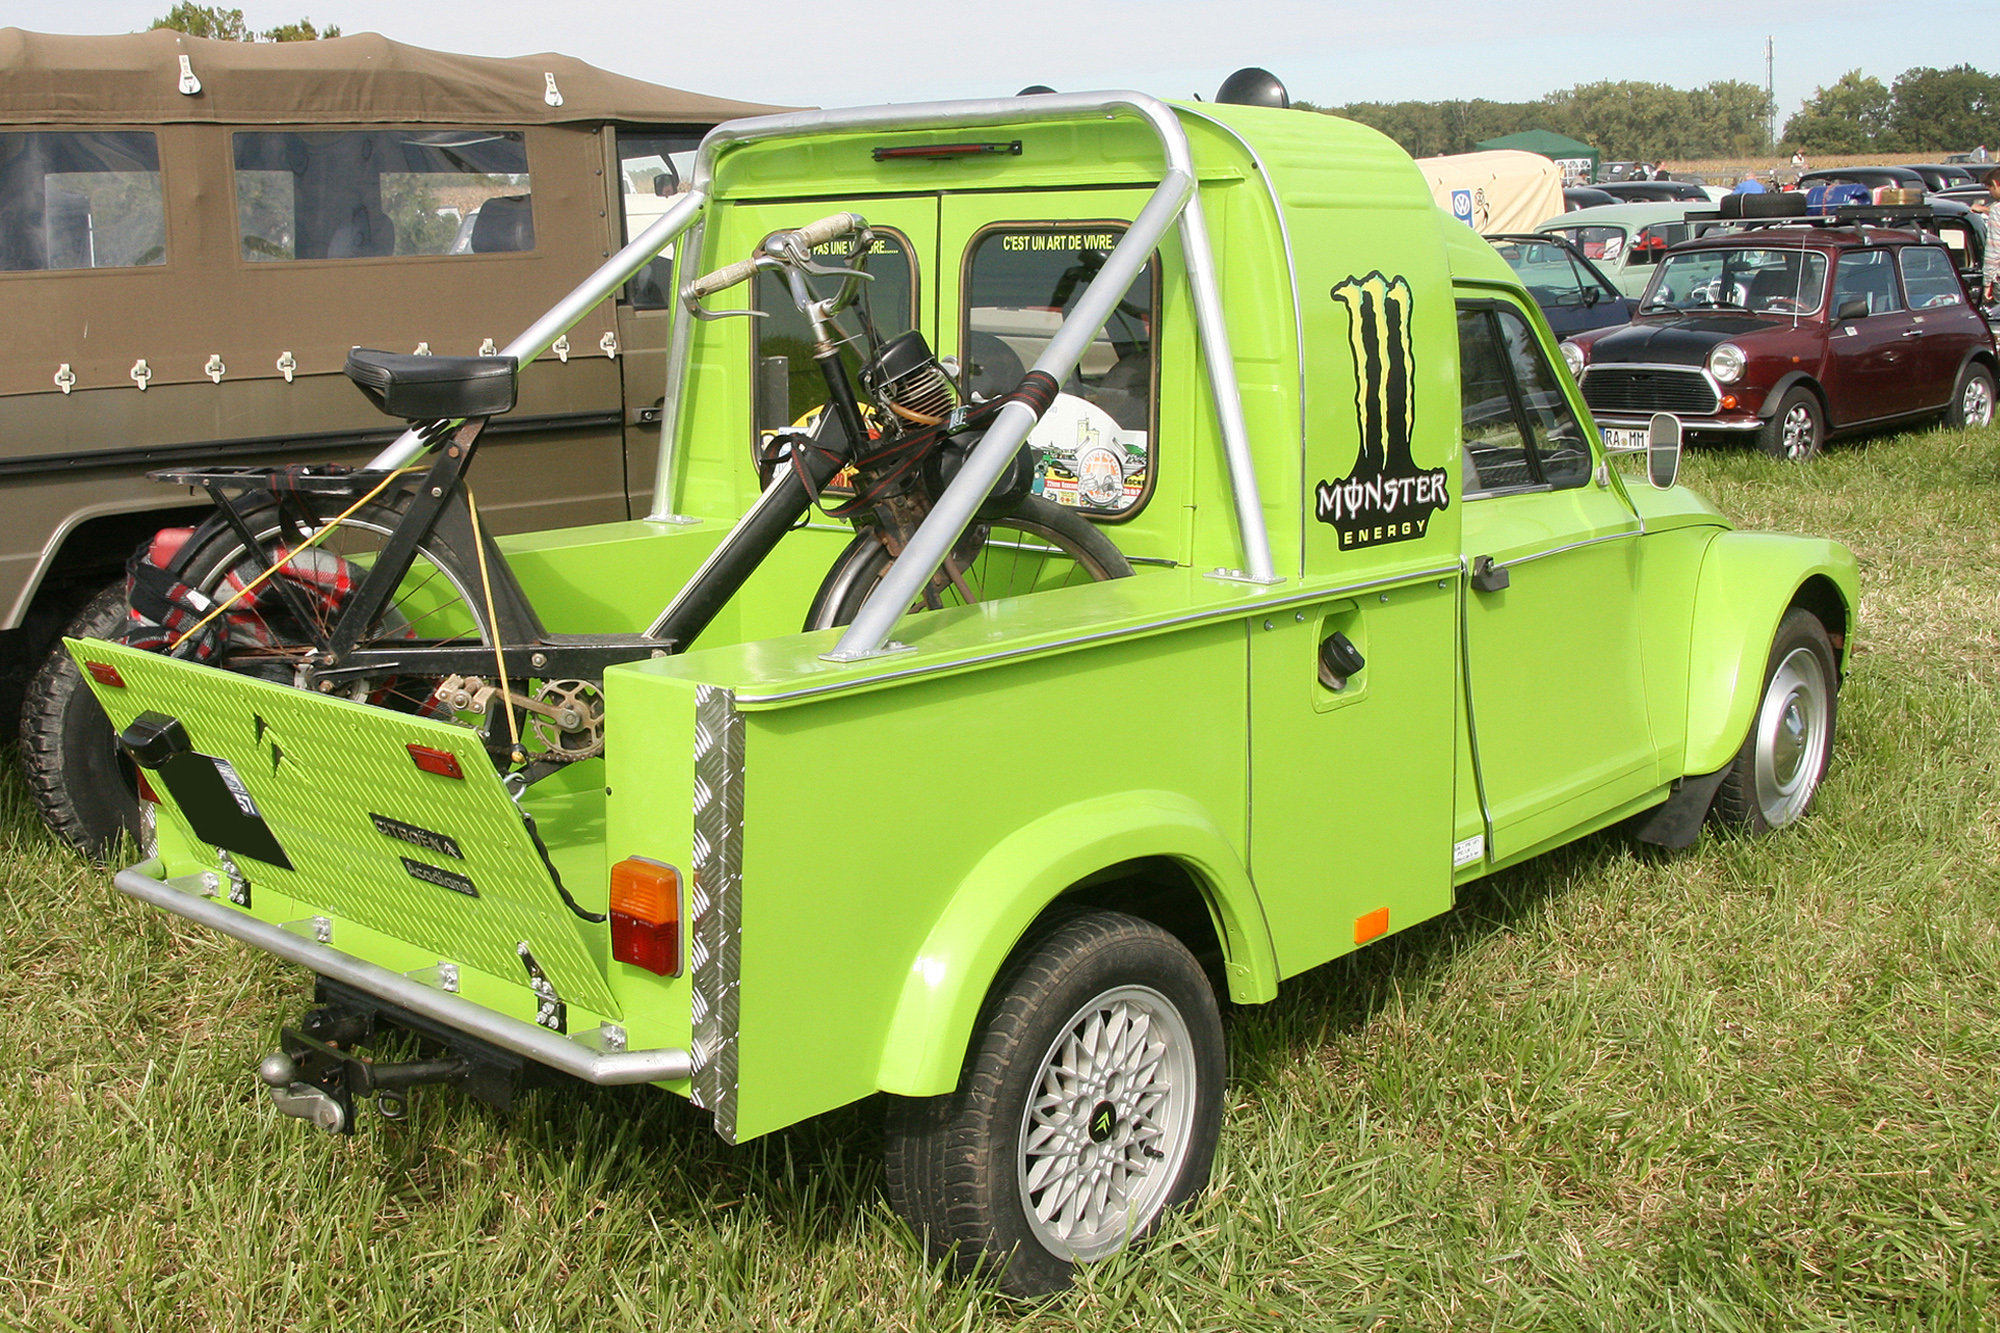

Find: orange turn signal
<box><xmin>610</xmin><ymin>857</ymin><xmax>681</xmax><ymax>976</ymax></box>
<box><xmin>1721</xmin><ymin>394</ymin><xmax>1738</xmax><ymax>409</ymax></box>
<box><xmin>1354</xmin><ymin>906</ymin><xmax>1390</xmax><ymax>945</ymax></box>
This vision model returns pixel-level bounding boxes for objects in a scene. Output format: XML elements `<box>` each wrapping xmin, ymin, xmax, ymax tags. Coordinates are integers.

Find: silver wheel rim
<box><xmin>1779</xmin><ymin>402</ymin><xmax>1817</xmax><ymax>459</ymax></box>
<box><xmin>1753</xmin><ymin>645</ymin><xmax>1831</xmax><ymax>827</ymax></box>
<box><xmin>1963</xmin><ymin>376</ymin><xmax>1994</xmax><ymax>428</ymax></box>
<box><xmin>1016</xmin><ymin>984</ymin><xmax>1197</xmax><ymax>1263</ymax></box>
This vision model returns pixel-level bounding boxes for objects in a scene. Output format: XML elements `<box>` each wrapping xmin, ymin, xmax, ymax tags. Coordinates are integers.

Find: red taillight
<box><xmin>609</xmin><ymin>857</ymin><xmax>681</xmax><ymax>976</ymax></box>
<box><xmin>85</xmin><ymin>661</ymin><xmax>125</xmax><ymax>688</ymax></box>
<box><xmin>406</xmin><ymin>743</ymin><xmax>463</xmax><ymax>779</ymax></box>
<box><xmin>135</xmin><ymin>771</ymin><xmax>160</xmax><ymax>805</ymax></box>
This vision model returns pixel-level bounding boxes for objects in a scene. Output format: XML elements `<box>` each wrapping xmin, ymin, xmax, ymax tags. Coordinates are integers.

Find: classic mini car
<box><xmin>1563</xmin><ymin>213</ymin><xmax>1999</xmax><ymax>459</ymax></box>
<box><xmin>0</xmin><ymin>28</ymin><xmax>775</xmax><ymax>854</ymax></box>
<box><xmin>1537</xmin><ymin>201</ymin><xmax>1707</xmax><ymax>298</ymax></box>
<box><xmin>1486</xmin><ymin>232</ymin><xmax>1635</xmax><ymax>337</ymax></box>
<box><xmin>69</xmin><ymin>91</ymin><xmax>1858</xmax><ymax>1297</ymax></box>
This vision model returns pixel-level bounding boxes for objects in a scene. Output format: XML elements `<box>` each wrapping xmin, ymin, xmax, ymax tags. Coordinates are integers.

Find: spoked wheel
<box><xmin>1713</xmin><ymin>608</ymin><xmax>1838</xmax><ymax>833</ymax></box>
<box><xmin>885</xmin><ymin>911</ymin><xmax>1224</xmax><ymax>1298</ymax></box>
<box><xmin>174</xmin><ymin>493</ymin><xmax>494</xmax><ymax>712</ymax></box>
<box><xmin>1759</xmin><ymin>387</ymin><xmax>1824</xmax><ymax>462</ymax></box>
<box><xmin>803</xmin><ymin>496</ymin><xmax>1133</xmax><ymax>631</ymax></box>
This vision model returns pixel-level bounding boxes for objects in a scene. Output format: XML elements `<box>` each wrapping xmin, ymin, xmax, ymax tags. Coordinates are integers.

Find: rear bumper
<box><xmin>114</xmin><ymin>859</ymin><xmax>692</xmax><ymax>1087</ymax></box>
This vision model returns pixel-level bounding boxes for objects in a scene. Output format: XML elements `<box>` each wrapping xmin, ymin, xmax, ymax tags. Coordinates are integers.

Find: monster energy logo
<box><xmin>1315</xmin><ymin>272</ymin><xmax>1449</xmax><ymax>550</ymax></box>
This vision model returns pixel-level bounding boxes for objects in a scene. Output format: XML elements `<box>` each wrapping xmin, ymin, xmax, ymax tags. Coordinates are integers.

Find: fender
<box><xmin>1682</xmin><ymin>531</ymin><xmax>1860</xmax><ymax>776</ymax></box>
<box><xmin>1757</xmin><ymin>369</ymin><xmax>1824</xmax><ymax>420</ymax></box>
<box><xmin>1952</xmin><ymin>343</ymin><xmax>1998</xmax><ymax>385</ymax></box>
<box><xmin>874</xmin><ymin>790</ymin><xmax>1277</xmax><ymax>1096</ymax></box>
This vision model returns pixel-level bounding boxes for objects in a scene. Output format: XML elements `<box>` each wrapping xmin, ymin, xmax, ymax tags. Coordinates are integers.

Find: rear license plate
<box><xmin>1601</xmin><ymin>427</ymin><xmax>1648</xmax><ymax>451</ymax></box>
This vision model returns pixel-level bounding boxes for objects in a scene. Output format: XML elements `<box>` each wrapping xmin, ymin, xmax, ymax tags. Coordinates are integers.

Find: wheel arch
<box><xmin>1758</xmin><ymin>370</ymin><xmax>1827</xmax><ymax>421</ymax></box>
<box><xmin>874</xmin><ymin>790</ymin><xmax>1277</xmax><ymax>1097</ymax></box>
<box><xmin>1682</xmin><ymin>532</ymin><xmax>1860</xmax><ymax>776</ymax></box>
<box><xmin>6</xmin><ymin>499</ymin><xmax>214</xmax><ymax>630</ymax></box>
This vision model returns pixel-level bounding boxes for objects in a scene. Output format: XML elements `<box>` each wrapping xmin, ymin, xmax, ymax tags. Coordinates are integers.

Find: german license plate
<box><xmin>1601</xmin><ymin>427</ymin><xmax>1647</xmax><ymax>451</ymax></box>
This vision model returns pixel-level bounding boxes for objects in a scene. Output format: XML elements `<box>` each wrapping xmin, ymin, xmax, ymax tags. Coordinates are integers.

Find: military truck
<box><xmin>68</xmin><ymin>89</ymin><xmax>1857</xmax><ymax>1297</ymax></box>
<box><xmin>0</xmin><ymin>27</ymin><xmax>775</xmax><ymax>850</ymax></box>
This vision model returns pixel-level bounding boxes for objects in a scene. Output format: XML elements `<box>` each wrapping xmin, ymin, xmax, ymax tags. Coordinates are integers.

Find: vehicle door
<box><xmin>1457</xmin><ymin>297</ymin><xmax>1658</xmax><ymax>860</ymax></box>
<box><xmin>1896</xmin><ymin>243</ymin><xmax>1979</xmax><ymax>408</ymax></box>
<box><xmin>1825</xmin><ymin>247</ymin><xmax>1917</xmax><ymax>422</ymax></box>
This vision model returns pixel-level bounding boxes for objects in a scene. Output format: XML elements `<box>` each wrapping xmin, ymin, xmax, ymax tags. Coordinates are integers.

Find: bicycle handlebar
<box><xmin>681</xmin><ymin>212</ymin><xmax>865</xmax><ymax>302</ymax></box>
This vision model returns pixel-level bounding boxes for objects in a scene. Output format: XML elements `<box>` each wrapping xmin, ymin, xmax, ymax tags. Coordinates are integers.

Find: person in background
<box><xmin>1791</xmin><ymin>150</ymin><xmax>1808</xmax><ymax>172</ymax></box>
<box><xmin>1733</xmin><ymin>172</ymin><xmax>1767</xmax><ymax>195</ymax></box>
<box><xmin>1971</xmin><ymin>175</ymin><xmax>1999</xmax><ymax>303</ymax></box>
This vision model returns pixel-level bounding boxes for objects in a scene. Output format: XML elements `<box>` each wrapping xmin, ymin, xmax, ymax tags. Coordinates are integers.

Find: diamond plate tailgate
<box><xmin>67</xmin><ymin>638</ymin><xmax>618</xmax><ymax>1020</ymax></box>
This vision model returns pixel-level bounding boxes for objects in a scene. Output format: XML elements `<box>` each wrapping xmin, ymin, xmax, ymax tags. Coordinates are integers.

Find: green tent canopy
<box><xmin>1474</xmin><ymin>130</ymin><xmax>1600</xmax><ymax>183</ymax></box>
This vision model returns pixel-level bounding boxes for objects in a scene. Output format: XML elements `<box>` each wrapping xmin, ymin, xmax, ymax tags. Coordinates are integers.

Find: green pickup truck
<box><xmin>68</xmin><ymin>91</ymin><xmax>1858</xmax><ymax>1297</ymax></box>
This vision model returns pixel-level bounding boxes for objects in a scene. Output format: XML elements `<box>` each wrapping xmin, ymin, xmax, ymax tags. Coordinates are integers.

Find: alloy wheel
<box><xmin>1753</xmin><ymin>645</ymin><xmax>1832</xmax><ymax>827</ymax></box>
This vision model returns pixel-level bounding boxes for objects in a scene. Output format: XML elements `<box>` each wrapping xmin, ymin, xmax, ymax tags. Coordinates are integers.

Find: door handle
<box><xmin>1470</xmin><ymin>555</ymin><xmax>1510</xmax><ymax>593</ymax></box>
<box><xmin>1900</xmin><ymin>328</ymin><xmax>1925</xmax><ymax>338</ymax></box>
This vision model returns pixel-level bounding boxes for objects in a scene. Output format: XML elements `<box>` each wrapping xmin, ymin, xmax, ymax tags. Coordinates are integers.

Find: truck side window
<box><xmin>754</xmin><ymin>229</ymin><xmax>916</xmax><ymax>447</ymax></box>
<box><xmin>617</xmin><ymin>131</ymin><xmax>701</xmax><ymax>309</ymax></box>
<box><xmin>963</xmin><ymin>224</ymin><xmax>1156</xmax><ymax>518</ymax></box>
<box><xmin>1457</xmin><ymin>303</ymin><xmax>1591</xmax><ymax>495</ymax></box>
<box><xmin>232</xmin><ymin>130</ymin><xmax>532</xmax><ymax>262</ymax></box>
<box><xmin>0</xmin><ymin>131</ymin><xmax>165</xmax><ymax>271</ymax></box>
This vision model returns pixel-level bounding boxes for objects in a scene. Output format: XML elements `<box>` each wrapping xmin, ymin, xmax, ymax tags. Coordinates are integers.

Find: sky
<box><xmin>17</xmin><ymin>1</ymin><xmax>1993</xmax><ymax>128</ymax></box>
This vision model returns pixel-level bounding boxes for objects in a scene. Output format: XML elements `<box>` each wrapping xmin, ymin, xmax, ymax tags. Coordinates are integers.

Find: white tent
<box><xmin>1414</xmin><ymin>149</ymin><xmax>1565</xmax><ymax>233</ymax></box>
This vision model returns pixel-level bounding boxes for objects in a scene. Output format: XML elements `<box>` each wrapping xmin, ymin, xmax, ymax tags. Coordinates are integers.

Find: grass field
<box><xmin>4</xmin><ymin>423</ymin><xmax>1999</xmax><ymax>1331</ymax></box>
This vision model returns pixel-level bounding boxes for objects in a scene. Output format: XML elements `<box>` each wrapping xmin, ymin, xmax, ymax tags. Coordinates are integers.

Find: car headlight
<box><xmin>1560</xmin><ymin>341</ymin><xmax>1585</xmax><ymax>378</ymax></box>
<box><xmin>1708</xmin><ymin>342</ymin><xmax>1747</xmax><ymax>384</ymax></box>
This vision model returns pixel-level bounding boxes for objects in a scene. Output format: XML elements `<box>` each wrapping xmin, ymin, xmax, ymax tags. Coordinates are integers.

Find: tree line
<box><xmin>150</xmin><ymin>3</ymin><xmax>337</xmax><ymax>42</ymax></box>
<box><xmin>1309</xmin><ymin>64</ymin><xmax>1998</xmax><ymax>162</ymax></box>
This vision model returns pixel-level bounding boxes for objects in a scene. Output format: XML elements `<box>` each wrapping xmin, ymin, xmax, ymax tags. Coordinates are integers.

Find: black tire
<box><xmin>1759</xmin><ymin>386</ymin><xmax>1824</xmax><ymax>461</ymax></box>
<box><xmin>803</xmin><ymin>496</ymin><xmax>1133</xmax><ymax>631</ymax></box>
<box><xmin>1944</xmin><ymin>362</ymin><xmax>1995</xmax><ymax>430</ymax></box>
<box><xmin>20</xmin><ymin>581</ymin><xmax>144</xmax><ymax>858</ymax></box>
<box><xmin>1713</xmin><ymin>607</ymin><xmax>1838</xmax><ymax>834</ymax></box>
<box><xmin>173</xmin><ymin>494</ymin><xmax>492</xmax><ymax>712</ymax></box>
<box><xmin>884</xmin><ymin>911</ymin><xmax>1225</xmax><ymax>1298</ymax></box>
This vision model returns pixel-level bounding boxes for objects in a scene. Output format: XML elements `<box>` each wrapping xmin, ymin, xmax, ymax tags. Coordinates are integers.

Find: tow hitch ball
<box><xmin>257</xmin><ymin>1009</ymin><xmax>472</xmax><ymax>1135</ymax></box>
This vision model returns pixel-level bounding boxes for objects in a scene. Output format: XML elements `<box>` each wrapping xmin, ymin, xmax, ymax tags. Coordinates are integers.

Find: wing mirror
<box><xmin>1836</xmin><ymin>296</ymin><xmax>1869</xmax><ymax>321</ymax></box>
<box><xmin>1647</xmin><ymin>412</ymin><xmax>1682</xmax><ymax>489</ymax></box>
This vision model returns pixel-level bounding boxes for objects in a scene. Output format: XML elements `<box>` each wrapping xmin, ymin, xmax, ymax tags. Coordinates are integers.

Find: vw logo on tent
<box><xmin>1450</xmin><ymin>189</ymin><xmax>1474</xmax><ymax>225</ymax></box>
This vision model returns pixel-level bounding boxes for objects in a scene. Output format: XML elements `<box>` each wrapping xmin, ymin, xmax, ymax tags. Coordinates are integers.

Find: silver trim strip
<box><xmin>1597</xmin><ymin>413</ymin><xmax>1763</xmax><ymax>433</ymax></box>
<box><xmin>1489</xmin><ymin>527</ymin><xmax>1642</xmax><ymax>572</ymax></box>
<box><xmin>736</xmin><ymin>562</ymin><xmax>1463</xmax><ymax>706</ymax></box>
<box><xmin>688</xmin><ymin>683</ymin><xmax>746</xmax><ymax>1142</ymax></box>
<box><xmin>110</xmin><ymin>862</ymin><xmax>691</xmax><ymax>1085</ymax></box>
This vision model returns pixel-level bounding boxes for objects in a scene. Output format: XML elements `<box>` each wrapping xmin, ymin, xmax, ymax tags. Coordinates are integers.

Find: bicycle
<box><xmin>89</xmin><ymin>212</ymin><xmax>1129</xmax><ymax>790</ymax></box>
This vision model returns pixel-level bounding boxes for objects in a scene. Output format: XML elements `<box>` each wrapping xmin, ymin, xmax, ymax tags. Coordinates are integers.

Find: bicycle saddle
<box><xmin>344</xmin><ymin>348</ymin><xmax>518</xmax><ymax>421</ymax></box>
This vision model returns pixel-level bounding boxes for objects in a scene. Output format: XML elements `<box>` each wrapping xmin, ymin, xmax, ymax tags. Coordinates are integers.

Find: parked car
<box><xmin>1562</xmin><ymin>215</ymin><xmax>1998</xmax><ymax>459</ymax></box>
<box><xmin>1797</xmin><ymin>166</ymin><xmax>1931</xmax><ymax>198</ymax></box>
<box><xmin>1486</xmin><ymin>232</ymin><xmax>1635</xmax><ymax>336</ymax></box>
<box><xmin>67</xmin><ymin>91</ymin><xmax>1859</xmax><ymax>1297</ymax></box>
<box><xmin>0</xmin><ymin>28</ymin><xmax>777</xmax><ymax>852</ymax></box>
<box><xmin>1903</xmin><ymin>163</ymin><xmax>1978</xmax><ymax>192</ymax></box>
<box><xmin>1598</xmin><ymin>180</ymin><xmax>1709</xmax><ymax>203</ymax></box>
<box><xmin>1536</xmin><ymin>201</ymin><xmax>1706</xmax><ymax>297</ymax></box>
<box><xmin>1564</xmin><ymin>186</ymin><xmax>1618</xmax><ymax>210</ymax></box>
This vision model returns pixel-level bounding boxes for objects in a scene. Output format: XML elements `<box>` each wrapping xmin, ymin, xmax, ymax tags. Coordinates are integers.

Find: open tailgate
<box><xmin>68</xmin><ymin>637</ymin><xmax>618</xmax><ymax>1021</ymax></box>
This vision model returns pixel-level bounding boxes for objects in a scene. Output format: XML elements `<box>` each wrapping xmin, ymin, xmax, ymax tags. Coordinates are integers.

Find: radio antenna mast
<box><xmin>1765</xmin><ymin>36</ymin><xmax>1777</xmax><ymax>147</ymax></box>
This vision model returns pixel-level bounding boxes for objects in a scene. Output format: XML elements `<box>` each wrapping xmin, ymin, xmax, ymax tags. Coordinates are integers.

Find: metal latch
<box><xmin>1470</xmin><ymin>555</ymin><xmax>1510</xmax><ymax>593</ymax></box>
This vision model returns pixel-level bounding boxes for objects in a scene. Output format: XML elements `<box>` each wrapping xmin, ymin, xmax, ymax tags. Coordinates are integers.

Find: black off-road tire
<box><xmin>804</xmin><ymin>496</ymin><xmax>1132</xmax><ymax>631</ymax></box>
<box><xmin>884</xmin><ymin>911</ymin><xmax>1225</xmax><ymax>1299</ymax></box>
<box><xmin>1944</xmin><ymin>362</ymin><xmax>1995</xmax><ymax>431</ymax></box>
<box><xmin>1759</xmin><ymin>386</ymin><xmax>1825</xmax><ymax>462</ymax></box>
<box><xmin>1713</xmin><ymin>607</ymin><xmax>1838</xmax><ymax>834</ymax></box>
<box><xmin>20</xmin><ymin>581</ymin><xmax>142</xmax><ymax>858</ymax></box>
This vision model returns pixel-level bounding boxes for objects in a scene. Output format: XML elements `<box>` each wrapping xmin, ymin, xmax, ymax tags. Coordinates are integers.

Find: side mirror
<box><xmin>1647</xmin><ymin>412</ymin><xmax>1682</xmax><ymax>490</ymax></box>
<box><xmin>1836</xmin><ymin>296</ymin><xmax>1869</xmax><ymax>321</ymax></box>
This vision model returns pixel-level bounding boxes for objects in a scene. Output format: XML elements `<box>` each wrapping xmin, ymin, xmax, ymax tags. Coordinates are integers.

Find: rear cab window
<box><xmin>0</xmin><ymin>131</ymin><xmax>165</xmax><ymax>271</ymax></box>
<box><xmin>961</xmin><ymin>224</ymin><xmax>1158</xmax><ymax>519</ymax></box>
<box><xmin>232</xmin><ymin>129</ymin><xmax>533</xmax><ymax>261</ymax></box>
<box><xmin>1457</xmin><ymin>300</ymin><xmax>1593</xmax><ymax>496</ymax></box>
<box><xmin>754</xmin><ymin>229</ymin><xmax>918</xmax><ymax>446</ymax></box>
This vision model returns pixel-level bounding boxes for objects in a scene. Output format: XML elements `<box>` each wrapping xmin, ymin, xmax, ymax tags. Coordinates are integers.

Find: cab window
<box><xmin>1546</xmin><ymin>224</ymin><xmax>1625</xmax><ymax>264</ymax></box>
<box><xmin>233</xmin><ymin>129</ymin><xmax>532</xmax><ymax>262</ymax></box>
<box><xmin>617</xmin><ymin>131</ymin><xmax>701</xmax><ymax>309</ymax></box>
<box><xmin>1457</xmin><ymin>302</ymin><xmax>1592</xmax><ymax>495</ymax></box>
<box><xmin>0</xmin><ymin>131</ymin><xmax>165</xmax><ymax>271</ymax></box>
<box><xmin>1831</xmin><ymin>249</ymin><xmax>1903</xmax><ymax>316</ymax></box>
<box><xmin>962</xmin><ymin>224</ymin><xmax>1157</xmax><ymax>519</ymax></box>
<box><xmin>1898</xmin><ymin>246</ymin><xmax>1962</xmax><ymax>308</ymax></box>
<box><xmin>753</xmin><ymin>229</ymin><xmax>916</xmax><ymax>442</ymax></box>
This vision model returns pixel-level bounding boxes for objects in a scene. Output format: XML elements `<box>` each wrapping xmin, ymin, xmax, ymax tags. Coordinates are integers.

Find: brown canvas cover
<box><xmin>0</xmin><ymin>27</ymin><xmax>786</xmax><ymax>126</ymax></box>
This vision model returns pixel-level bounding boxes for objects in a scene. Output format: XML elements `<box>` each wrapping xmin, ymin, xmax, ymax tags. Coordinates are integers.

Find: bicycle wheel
<box><xmin>803</xmin><ymin>496</ymin><xmax>1133</xmax><ymax>631</ymax></box>
<box><xmin>172</xmin><ymin>492</ymin><xmax>494</xmax><ymax>713</ymax></box>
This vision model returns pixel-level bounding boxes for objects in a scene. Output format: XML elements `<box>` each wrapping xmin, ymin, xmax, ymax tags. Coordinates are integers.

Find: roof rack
<box><xmin>1684</xmin><ymin>205</ymin><xmax>1955</xmax><ymax>239</ymax></box>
